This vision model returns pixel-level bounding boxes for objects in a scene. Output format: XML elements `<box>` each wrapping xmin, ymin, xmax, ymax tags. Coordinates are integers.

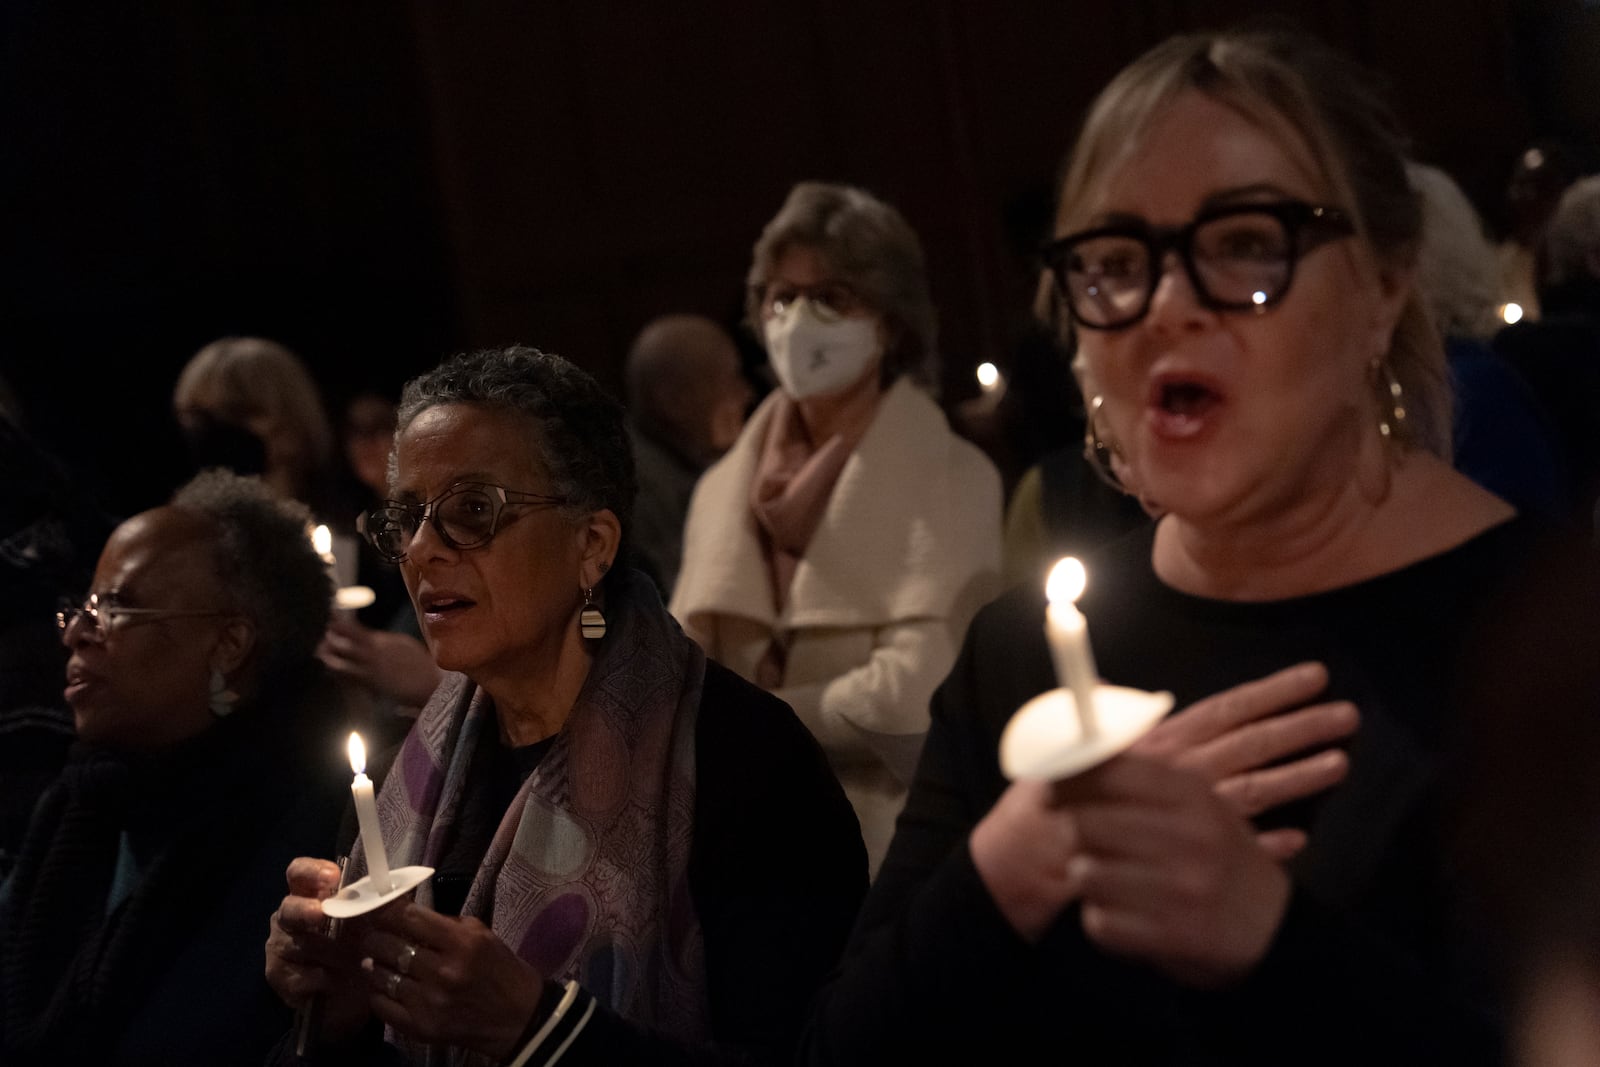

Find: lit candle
<box><xmin>346</xmin><ymin>732</ymin><xmax>392</xmax><ymax>892</ymax></box>
<box><xmin>1045</xmin><ymin>557</ymin><xmax>1100</xmax><ymax>739</ymax></box>
<box><xmin>311</xmin><ymin>523</ymin><xmax>335</xmax><ymax>565</ymax></box>
<box><xmin>976</xmin><ymin>362</ymin><xmax>1002</xmax><ymax>395</ymax></box>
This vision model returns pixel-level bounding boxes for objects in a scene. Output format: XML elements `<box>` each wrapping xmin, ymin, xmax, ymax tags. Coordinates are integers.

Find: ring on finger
<box><xmin>396</xmin><ymin>942</ymin><xmax>417</xmax><ymax>976</ymax></box>
<box><xmin>387</xmin><ymin>970</ymin><xmax>404</xmax><ymax>999</ymax></box>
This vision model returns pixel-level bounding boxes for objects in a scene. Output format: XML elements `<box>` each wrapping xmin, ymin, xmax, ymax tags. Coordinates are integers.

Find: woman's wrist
<box><xmin>502</xmin><ymin>979</ymin><xmax>592</xmax><ymax>1067</ymax></box>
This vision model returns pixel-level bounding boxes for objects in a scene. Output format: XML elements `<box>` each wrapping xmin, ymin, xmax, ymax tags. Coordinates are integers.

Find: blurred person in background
<box><xmin>173</xmin><ymin>336</ymin><xmax>343</xmax><ymax>522</ymax></box>
<box><xmin>318</xmin><ymin>387</ymin><xmax>440</xmax><ymax>751</ymax></box>
<box><xmin>1495</xmin><ymin>140</ymin><xmax>1582</xmax><ymax>324</ymax></box>
<box><xmin>670</xmin><ymin>180</ymin><xmax>1004</xmax><ymax>878</ymax></box>
<box><xmin>1495</xmin><ymin>173</ymin><xmax>1600</xmax><ymax>537</ymax></box>
<box><xmin>622</xmin><ymin>313</ymin><xmax>753</xmax><ymax>600</ymax></box>
<box><xmin>1407</xmin><ymin>159</ymin><xmax>1566</xmax><ymax>518</ymax></box>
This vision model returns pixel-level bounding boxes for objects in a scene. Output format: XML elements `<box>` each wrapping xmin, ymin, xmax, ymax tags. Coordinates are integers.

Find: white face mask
<box><xmin>763</xmin><ymin>300</ymin><xmax>881</xmax><ymax>400</ymax></box>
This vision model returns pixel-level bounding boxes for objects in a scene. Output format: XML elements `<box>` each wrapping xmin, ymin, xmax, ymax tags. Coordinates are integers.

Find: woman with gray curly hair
<box><xmin>671</xmin><ymin>181</ymin><xmax>1004</xmax><ymax>879</ymax></box>
<box><xmin>266</xmin><ymin>345</ymin><xmax>866</xmax><ymax>1066</ymax></box>
<box><xmin>0</xmin><ymin>468</ymin><xmax>353</xmax><ymax>1065</ymax></box>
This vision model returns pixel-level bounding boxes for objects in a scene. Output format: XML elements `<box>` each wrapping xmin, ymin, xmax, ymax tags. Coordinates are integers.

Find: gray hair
<box><xmin>1407</xmin><ymin>161</ymin><xmax>1503</xmax><ymax>342</ymax></box>
<box><xmin>394</xmin><ymin>346</ymin><xmax>636</xmax><ymax>586</ymax></box>
<box><xmin>168</xmin><ymin>467</ymin><xmax>332</xmax><ymax>681</ymax></box>
<box><xmin>1543</xmin><ymin>175</ymin><xmax>1600</xmax><ymax>289</ymax></box>
<box><xmin>745</xmin><ymin>181</ymin><xmax>939</xmax><ymax>388</ymax></box>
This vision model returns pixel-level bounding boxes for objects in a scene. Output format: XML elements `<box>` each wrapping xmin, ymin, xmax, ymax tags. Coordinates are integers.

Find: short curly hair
<box><xmin>168</xmin><ymin>467</ymin><xmax>332</xmax><ymax>682</ymax></box>
<box><xmin>393</xmin><ymin>346</ymin><xmax>637</xmax><ymax>584</ymax></box>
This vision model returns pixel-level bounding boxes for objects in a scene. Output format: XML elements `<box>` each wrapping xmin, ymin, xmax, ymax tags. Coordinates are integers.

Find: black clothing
<box><xmin>0</xmin><ymin>671</ymin><xmax>351</xmax><ymax>1067</ymax></box>
<box><xmin>286</xmin><ymin>658</ymin><xmax>867</xmax><ymax>1067</ymax></box>
<box><xmin>1036</xmin><ymin>443</ymin><xmax>1153</xmax><ymax>561</ymax></box>
<box><xmin>801</xmin><ymin>516</ymin><xmax>1555</xmax><ymax>1066</ymax></box>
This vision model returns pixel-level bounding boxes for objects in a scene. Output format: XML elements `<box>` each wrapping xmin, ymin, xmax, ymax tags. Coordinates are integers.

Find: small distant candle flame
<box><xmin>1046</xmin><ymin>557</ymin><xmax>1087</xmax><ymax>605</ymax></box>
<box><xmin>1500</xmin><ymin>302</ymin><xmax>1524</xmax><ymax>325</ymax></box>
<box><xmin>312</xmin><ymin>524</ymin><xmax>333</xmax><ymax>558</ymax></box>
<box><xmin>976</xmin><ymin>362</ymin><xmax>1001</xmax><ymax>390</ymax></box>
<box><xmin>347</xmin><ymin>731</ymin><xmax>367</xmax><ymax>775</ymax></box>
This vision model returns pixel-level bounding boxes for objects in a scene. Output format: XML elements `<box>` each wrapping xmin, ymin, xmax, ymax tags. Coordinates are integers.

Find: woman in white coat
<box><xmin>671</xmin><ymin>181</ymin><xmax>1003</xmax><ymax>877</ymax></box>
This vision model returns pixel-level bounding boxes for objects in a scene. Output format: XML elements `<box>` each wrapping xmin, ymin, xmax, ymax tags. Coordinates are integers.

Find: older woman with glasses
<box><xmin>265</xmin><ymin>345</ymin><xmax>866</xmax><ymax>1066</ymax></box>
<box><xmin>796</xmin><ymin>27</ymin><xmax>1592</xmax><ymax>1066</ymax></box>
<box><xmin>670</xmin><ymin>181</ymin><xmax>1005</xmax><ymax>879</ymax></box>
<box><xmin>0</xmin><ymin>468</ymin><xmax>352</xmax><ymax>1066</ymax></box>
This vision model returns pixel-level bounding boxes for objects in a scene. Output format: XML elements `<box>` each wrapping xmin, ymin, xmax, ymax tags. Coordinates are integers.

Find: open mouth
<box><xmin>420</xmin><ymin>594</ymin><xmax>475</xmax><ymax>618</ymax></box>
<box><xmin>1156</xmin><ymin>379</ymin><xmax>1221</xmax><ymax>418</ymax></box>
<box><xmin>1147</xmin><ymin>374</ymin><xmax>1223</xmax><ymax>437</ymax></box>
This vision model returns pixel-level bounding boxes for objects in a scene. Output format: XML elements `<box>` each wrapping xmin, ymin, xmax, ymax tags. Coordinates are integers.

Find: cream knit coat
<box><xmin>669</xmin><ymin>378</ymin><xmax>1003</xmax><ymax>877</ymax></box>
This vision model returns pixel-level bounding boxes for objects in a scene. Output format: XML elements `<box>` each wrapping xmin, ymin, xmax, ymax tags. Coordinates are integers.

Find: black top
<box><xmin>800</xmin><ymin>515</ymin><xmax>1566</xmax><ymax>1066</ymax></box>
<box><xmin>296</xmin><ymin>657</ymin><xmax>867</xmax><ymax>1067</ymax></box>
<box><xmin>0</xmin><ymin>670</ymin><xmax>353</xmax><ymax>1067</ymax></box>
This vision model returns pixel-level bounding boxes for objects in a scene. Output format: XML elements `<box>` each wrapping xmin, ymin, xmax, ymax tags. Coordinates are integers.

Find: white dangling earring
<box><xmin>580</xmin><ymin>587</ymin><xmax>607</xmax><ymax>640</ymax></box>
<box><xmin>208</xmin><ymin>667</ymin><xmax>239</xmax><ymax>717</ymax></box>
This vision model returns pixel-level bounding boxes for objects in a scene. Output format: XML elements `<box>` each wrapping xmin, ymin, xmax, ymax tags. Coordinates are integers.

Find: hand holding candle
<box><xmin>347</xmin><ymin>732</ymin><xmax>392</xmax><ymax>893</ymax></box>
<box><xmin>1001</xmin><ymin>556</ymin><xmax>1170</xmax><ymax>780</ymax></box>
<box><xmin>1045</xmin><ymin>557</ymin><xmax>1100</xmax><ymax>739</ymax></box>
<box><xmin>312</xmin><ymin>523</ymin><xmax>377</xmax><ymax>612</ymax></box>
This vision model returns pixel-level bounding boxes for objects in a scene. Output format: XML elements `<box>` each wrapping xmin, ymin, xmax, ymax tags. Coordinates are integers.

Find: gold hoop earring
<box><xmin>1082</xmin><ymin>395</ymin><xmax>1129</xmax><ymax>494</ymax></box>
<box><xmin>1371</xmin><ymin>360</ymin><xmax>1407</xmax><ymax>441</ymax></box>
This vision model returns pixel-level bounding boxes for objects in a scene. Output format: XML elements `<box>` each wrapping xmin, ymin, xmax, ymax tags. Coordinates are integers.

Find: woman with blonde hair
<box><xmin>799</xmin><ymin>27</ymin><xmax>1586</xmax><ymax>1064</ymax></box>
<box><xmin>173</xmin><ymin>336</ymin><xmax>340</xmax><ymax>518</ymax></box>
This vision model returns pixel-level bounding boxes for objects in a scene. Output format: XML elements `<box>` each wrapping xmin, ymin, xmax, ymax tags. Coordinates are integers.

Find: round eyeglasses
<box><xmin>56</xmin><ymin>593</ymin><xmax>226</xmax><ymax>641</ymax></box>
<box><xmin>358</xmin><ymin>481</ymin><xmax>568</xmax><ymax>564</ymax></box>
<box><xmin>1040</xmin><ymin>200</ymin><xmax>1355</xmax><ymax>331</ymax></box>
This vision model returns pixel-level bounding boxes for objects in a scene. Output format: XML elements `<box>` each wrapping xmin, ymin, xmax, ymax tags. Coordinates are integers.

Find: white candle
<box><xmin>1045</xmin><ymin>557</ymin><xmax>1100</xmax><ymax>739</ymax></box>
<box><xmin>346</xmin><ymin>732</ymin><xmax>392</xmax><ymax>892</ymax></box>
<box><xmin>330</xmin><ymin>531</ymin><xmax>360</xmax><ymax>591</ymax></box>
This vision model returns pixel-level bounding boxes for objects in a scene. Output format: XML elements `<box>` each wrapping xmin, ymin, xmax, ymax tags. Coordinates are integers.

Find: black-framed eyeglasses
<box><xmin>1040</xmin><ymin>200</ymin><xmax>1356</xmax><ymax>331</ymax></box>
<box><xmin>358</xmin><ymin>481</ymin><xmax>568</xmax><ymax>564</ymax></box>
<box><xmin>56</xmin><ymin>592</ymin><xmax>225</xmax><ymax>641</ymax></box>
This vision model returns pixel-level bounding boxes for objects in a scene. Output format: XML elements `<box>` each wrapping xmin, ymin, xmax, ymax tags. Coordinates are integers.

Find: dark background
<box><xmin>5</xmin><ymin>0</ymin><xmax>1599</xmax><ymax>518</ymax></box>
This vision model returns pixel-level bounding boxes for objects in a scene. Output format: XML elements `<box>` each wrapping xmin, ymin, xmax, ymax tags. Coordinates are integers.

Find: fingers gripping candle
<box><xmin>347</xmin><ymin>732</ymin><xmax>392</xmax><ymax>893</ymax></box>
<box><xmin>1045</xmin><ymin>557</ymin><xmax>1100</xmax><ymax>739</ymax></box>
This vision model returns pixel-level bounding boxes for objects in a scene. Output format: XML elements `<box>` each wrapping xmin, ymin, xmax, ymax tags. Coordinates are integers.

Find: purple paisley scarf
<box><xmin>354</xmin><ymin>574</ymin><xmax>709</xmax><ymax>1062</ymax></box>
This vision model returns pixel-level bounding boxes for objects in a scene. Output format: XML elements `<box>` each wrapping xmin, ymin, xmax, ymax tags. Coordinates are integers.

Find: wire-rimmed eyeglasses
<box><xmin>757</xmin><ymin>280</ymin><xmax>863</xmax><ymax>322</ymax></box>
<box><xmin>358</xmin><ymin>481</ymin><xmax>568</xmax><ymax>564</ymax></box>
<box><xmin>1040</xmin><ymin>200</ymin><xmax>1356</xmax><ymax>331</ymax></box>
<box><xmin>56</xmin><ymin>593</ymin><xmax>226</xmax><ymax>641</ymax></box>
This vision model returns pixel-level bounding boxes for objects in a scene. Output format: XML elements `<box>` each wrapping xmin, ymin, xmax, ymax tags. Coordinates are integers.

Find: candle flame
<box><xmin>347</xmin><ymin>731</ymin><xmax>367</xmax><ymax>775</ymax></box>
<box><xmin>1046</xmin><ymin>557</ymin><xmax>1087</xmax><ymax>605</ymax></box>
<box><xmin>312</xmin><ymin>524</ymin><xmax>333</xmax><ymax>557</ymax></box>
<box><xmin>1500</xmin><ymin>302</ymin><xmax>1524</xmax><ymax>325</ymax></box>
<box><xmin>976</xmin><ymin>362</ymin><xmax>1000</xmax><ymax>389</ymax></box>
